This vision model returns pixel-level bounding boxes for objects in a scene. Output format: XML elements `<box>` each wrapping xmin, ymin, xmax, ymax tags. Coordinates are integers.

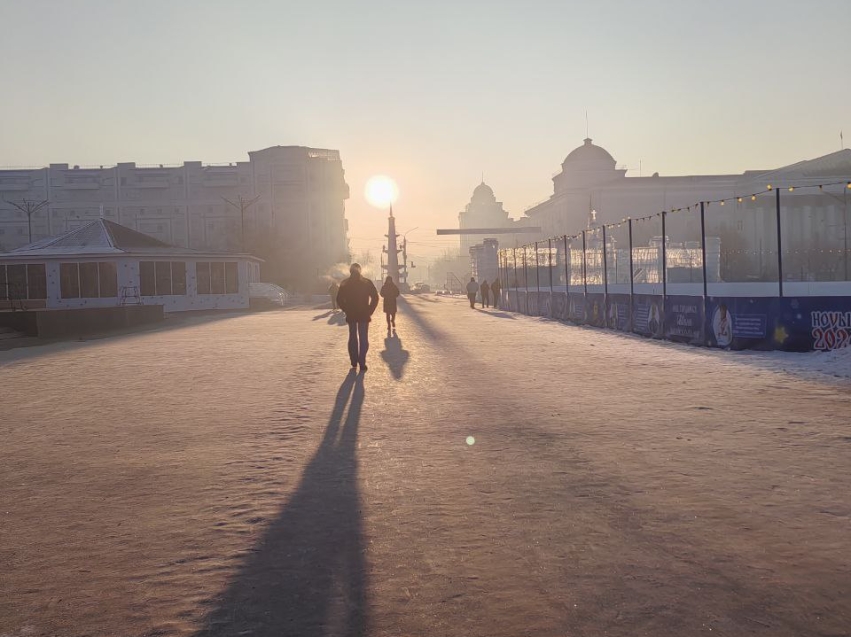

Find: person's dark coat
<box><xmin>337</xmin><ymin>274</ymin><xmax>379</xmax><ymax>323</ymax></box>
<box><xmin>380</xmin><ymin>280</ymin><xmax>400</xmax><ymax>314</ymax></box>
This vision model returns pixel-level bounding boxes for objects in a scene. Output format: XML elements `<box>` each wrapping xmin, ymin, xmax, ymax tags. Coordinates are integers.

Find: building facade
<box><xmin>523</xmin><ymin>139</ymin><xmax>851</xmax><ymax>282</ymax></box>
<box><xmin>0</xmin><ymin>146</ymin><xmax>350</xmax><ymax>290</ymax></box>
<box><xmin>0</xmin><ymin>219</ymin><xmax>261</xmax><ymax>312</ymax></box>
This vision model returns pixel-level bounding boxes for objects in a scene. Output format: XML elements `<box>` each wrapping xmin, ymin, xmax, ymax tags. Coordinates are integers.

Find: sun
<box><xmin>364</xmin><ymin>175</ymin><xmax>399</xmax><ymax>209</ymax></box>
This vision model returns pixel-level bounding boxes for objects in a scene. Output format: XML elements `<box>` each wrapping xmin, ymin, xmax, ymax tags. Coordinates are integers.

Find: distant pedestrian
<box><xmin>328</xmin><ymin>281</ymin><xmax>340</xmax><ymax>311</ymax></box>
<box><xmin>490</xmin><ymin>278</ymin><xmax>501</xmax><ymax>308</ymax></box>
<box><xmin>336</xmin><ymin>263</ymin><xmax>379</xmax><ymax>372</ymax></box>
<box><xmin>480</xmin><ymin>280</ymin><xmax>491</xmax><ymax>308</ymax></box>
<box><xmin>465</xmin><ymin>278</ymin><xmax>480</xmax><ymax>309</ymax></box>
<box><xmin>380</xmin><ymin>276</ymin><xmax>400</xmax><ymax>331</ymax></box>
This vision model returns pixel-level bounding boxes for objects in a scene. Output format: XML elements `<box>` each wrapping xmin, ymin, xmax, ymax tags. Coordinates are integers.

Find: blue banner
<box><xmin>606</xmin><ymin>294</ymin><xmax>632</xmax><ymax>331</ymax></box>
<box><xmin>568</xmin><ymin>293</ymin><xmax>586</xmax><ymax>323</ymax></box>
<box><xmin>552</xmin><ymin>292</ymin><xmax>568</xmax><ymax>320</ymax></box>
<box><xmin>706</xmin><ymin>297</ymin><xmax>772</xmax><ymax>350</ymax></box>
<box><xmin>665</xmin><ymin>295</ymin><xmax>705</xmax><ymax>345</ymax></box>
<box><xmin>528</xmin><ymin>292</ymin><xmax>541</xmax><ymax>316</ymax></box>
<box><xmin>509</xmin><ymin>291</ymin><xmax>851</xmax><ymax>352</ymax></box>
<box><xmin>585</xmin><ymin>293</ymin><xmax>607</xmax><ymax>327</ymax></box>
<box><xmin>632</xmin><ymin>294</ymin><xmax>665</xmax><ymax>338</ymax></box>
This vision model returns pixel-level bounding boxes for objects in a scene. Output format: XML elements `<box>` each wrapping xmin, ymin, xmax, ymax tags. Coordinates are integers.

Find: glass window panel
<box><xmin>225</xmin><ymin>262</ymin><xmax>238</xmax><ymax>294</ymax></box>
<box><xmin>60</xmin><ymin>263</ymin><xmax>80</xmax><ymax>299</ymax></box>
<box><xmin>79</xmin><ymin>262</ymin><xmax>99</xmax><ymax>298</ymax></box>
<box><xmin>98</xmin><ymin>262</ymin><xmax>117</xmax><ymax>297</ymax></box>
<box><xmin>7</xmin><ymin>265</ymin><xmax>26</xmax><ymax>300</ymax></box>
<box><xmin>171</xmin><ymin>262</ymin><xmax>186</xmax><ymax>295</ymax></box>
<box><xmin>196</xmin><ymin>262</ymin><xmax>211</xmax><ymax>295</ymax></box>
<box><xmin>210</xmin><ymin>262</ymin><xmax>225</xmax><ymax>294</ymax></box>
<box><xmin>139</xmin><ymin>261</ymin><xmax>156</xmax><ymax>296</ymax></box>
<box><xmin>155</xmin><ymin>262</ymin><xmax>172</xmax><ymax>295</ymax></box>
<box><xmin>26</xmin><ymin>264</ymin><xmax>47</xmax><ymax>300</ymax></box>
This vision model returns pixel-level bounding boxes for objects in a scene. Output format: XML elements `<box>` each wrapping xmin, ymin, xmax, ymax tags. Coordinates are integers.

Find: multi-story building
<box><xmin>522</xmin><ymin>138</ymin><xmax>851</xmax><ymax>282</ymax></box>
<box><xmin>0</xmin><ymin>146</ymin><xmax>350</xmax><ymax>290</ymax></box>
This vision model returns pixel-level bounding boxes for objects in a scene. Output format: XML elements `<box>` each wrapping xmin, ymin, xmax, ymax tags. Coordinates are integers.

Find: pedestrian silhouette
<box><xmin>336</xmin><ymin>263</ymin><xmax>379</xmax><ymax>372</ymax></box>
<box><xmin>380</xmin><ymin>276</ymin><xmax>400</xmax><ymax>332</ymax></box>
<box><xmin>465</xmin><ymin>277</ymin><xmax>479</xmax><ymax>309</ymax></box>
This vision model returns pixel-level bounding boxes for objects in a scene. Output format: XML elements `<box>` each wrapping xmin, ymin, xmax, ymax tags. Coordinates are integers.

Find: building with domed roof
<box><xmin>522</xmin><ymin>138</ymin><xmax>851</xmax><ymax>283</ymax></box>
<box><xmin>458</xmin><ymin>182</ymin><xmax>512</xmax><ymax>253</ymax></box>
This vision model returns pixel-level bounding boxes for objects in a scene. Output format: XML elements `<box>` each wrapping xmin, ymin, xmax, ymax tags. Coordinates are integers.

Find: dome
<box><xmin>563</xmin><ymin>138</ymin><xmax>616</xmax><ymax>166</ymax></box>
<box><xmin>471</xmin><ymin>181</ymin><xmax>496</xmax><ymax>203</ymax></box>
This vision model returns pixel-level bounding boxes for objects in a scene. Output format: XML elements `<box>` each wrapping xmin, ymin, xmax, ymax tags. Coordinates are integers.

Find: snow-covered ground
<box><xmin>767</xmin><ymin>344</ymin><xmax>851</xmax><ymax>381</ymax></box>
<box><xmin>2</xmin><ymin>297</ymin><xmax>850</xmax><ymax>636</ymax></box>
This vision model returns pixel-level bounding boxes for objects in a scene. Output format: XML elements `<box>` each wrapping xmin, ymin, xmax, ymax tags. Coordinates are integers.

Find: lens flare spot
<box><xmin>466</xmin><ymin>436</ymin><xmax>475</xmax><ymax>446</ymax></box>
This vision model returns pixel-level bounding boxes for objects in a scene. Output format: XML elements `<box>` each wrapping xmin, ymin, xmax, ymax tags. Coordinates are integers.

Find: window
<box><xmin>139</xmin><ymin>261</ymin><xmax>186</xmax><ymax>296</ymax></box>
<box><xmin>60</xmin><ymin>263</ymin><xmax>80</xmax><ymax>298</ymax></box>
<box><xmin>225</xmin><ymin>262</ymin><xmax>239</xmax><ymax>293</ymax></box>
<box><xmin>155</xmin><ymin>262</ymin><xmax>171</xmax><ymax>294</ymax></box>
<box><xmin>6</xmin><ymin>265</ymin><xmax>26</xmax><ymax>300</ymax></box>
<box><xmin>79</xmin><ymin>262</ymin><xmax>99</xmax><ymax>298</ymax></box>
<box><xmin>98</xmin><ymin>262</ymin><xmax>117</xmax><ymax>297</ymax></box>
<box><xmin>139</xmin><ymin>261</ymin><xmax>156</xmax><ymax>296</ymax></box>
<box><xmin>196</xmin><ymin>261</ymin><xmax>239</xmax><ymax>294</ymax></box>
<box><xmin>171</xmin><ymin>262</ymin><xmax>186</xmax><ymax>295</ymax></box>
<box><xmin>27</xmin><ymin>264</ymin><xmax>47</xmax><ymax>299</ymax></box>
<box><xmin>59</xmin><ymin>261</ymin><xmax>118</xmax><ymax>299</ymax></box>
<box><xmin>210</xmin><ymin>262</ymin><xmax>225</xmax><ymax>294</ymax></box>
<box><xmin>196</xmin><ymin>262</ymin><xmax>211</xmax><ymax>294</ymax></box>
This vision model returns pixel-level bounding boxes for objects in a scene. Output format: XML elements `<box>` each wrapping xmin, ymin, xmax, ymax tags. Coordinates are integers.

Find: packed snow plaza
<box><xmin>2</xmin><ymin>296</ymin><xmax>850</xmax><ymax>636</ymax></box>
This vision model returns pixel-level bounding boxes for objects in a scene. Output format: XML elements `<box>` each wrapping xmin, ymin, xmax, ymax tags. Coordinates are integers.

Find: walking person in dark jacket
<box><xmin>380</xmin><ymin>276</ymin><xmax>400</xmax><ymax>331</ymax></box>
<box><xmin>466</xmin><ymin>278</ymin><xmax>479</xmax><ymax>309</ymax></box>
<box><xmin>336</xmin><ymin>263</ymin><xmax>379</xmax><ymax>372</ymax></box>
<box><xmin>480</xmin><ymin>280</ymin><xmax>491</xmax><ymax>308</ymax></box>
<box><xmin>490</xmin><ymin>277</ymin><xmax>501</xmax><ymax>309</ymax></box>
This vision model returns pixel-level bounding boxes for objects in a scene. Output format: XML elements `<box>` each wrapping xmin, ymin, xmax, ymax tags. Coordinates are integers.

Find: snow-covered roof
<box><xmin>756</xmin><ymin>149</ymin><xmax>851</xmax><ymax>181</ymax></box>
<box><xmin>3</xmin><ymin>219</ymin><xmax>261</xmax><ymax>261</ymax></box>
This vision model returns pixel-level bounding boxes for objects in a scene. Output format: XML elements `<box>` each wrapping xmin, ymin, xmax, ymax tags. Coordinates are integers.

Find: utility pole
<box><xmin>222</xmin><ymin>194</ymin><xmax>261</xmax><ymax>252</ymax></box>
<box><xmin>5</xmin><ymin>198</ymin><xmax>49</xmax><ymax>244</ymax></box>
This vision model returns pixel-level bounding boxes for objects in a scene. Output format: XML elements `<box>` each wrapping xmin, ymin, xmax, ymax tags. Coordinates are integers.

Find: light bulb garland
<box><xmin>506</xmin><ymin>179</ymin><xmax>851</xmax><ymax>252</ymax></box>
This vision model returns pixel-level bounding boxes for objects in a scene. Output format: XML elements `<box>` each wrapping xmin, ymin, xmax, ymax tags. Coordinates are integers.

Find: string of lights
<box><xmin>506</xmin><ymin>180</ymin><xmax>851</xmax><ymax>249</ymax></box>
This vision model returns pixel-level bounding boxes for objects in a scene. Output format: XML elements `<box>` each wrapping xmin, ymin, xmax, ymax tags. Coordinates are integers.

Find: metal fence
<box><xmin>495</xmin><ymin>182</ymin><xmax>851</xmax><ymax>351</ymax></box>
<box><xmin>500</xmin><ymin>181</ymin><xmax>851</xmax><ymax>301</ymax></box>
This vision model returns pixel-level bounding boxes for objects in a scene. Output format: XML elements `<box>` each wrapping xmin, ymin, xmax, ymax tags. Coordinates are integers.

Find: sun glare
<box><xmin>364</xmin><ymin>175</ymin><xmax>399</xmax><ymax>209</ymax></box>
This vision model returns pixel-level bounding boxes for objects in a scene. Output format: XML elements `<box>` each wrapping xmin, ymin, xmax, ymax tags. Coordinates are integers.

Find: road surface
<box><xmin>2</xmin><ymin>296</ymin><xmax>850</xmax><ymax>637</ymax></box>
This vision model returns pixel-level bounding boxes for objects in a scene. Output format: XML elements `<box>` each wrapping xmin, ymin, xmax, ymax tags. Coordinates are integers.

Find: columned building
<box><xmin>523</xmin><ymin>139</ymin><xmax>851</xmax><ymax>282</ymax></box>
<box><xmin>0</xmin><ymin>146</ymin><xmax>350</xmax><ymax>290</ymax></box>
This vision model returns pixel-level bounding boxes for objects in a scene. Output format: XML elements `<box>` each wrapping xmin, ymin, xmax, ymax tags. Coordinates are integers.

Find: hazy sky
<box><xmin>1</xmin><ymin>0</ymin><xmax>848</xmax><ymax>262</ymax></box>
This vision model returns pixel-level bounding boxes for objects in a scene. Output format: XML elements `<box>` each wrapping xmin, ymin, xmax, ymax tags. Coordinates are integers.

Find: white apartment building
<box><xmin>0</xmin><ymin>146</ymin><xmax>350</xmax><ymax>290</ymax></box>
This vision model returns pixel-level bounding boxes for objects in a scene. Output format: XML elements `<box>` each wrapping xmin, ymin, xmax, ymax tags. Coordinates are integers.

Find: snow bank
<box><xmin>773</xmin><ymin>346</ymin><xmax>851</xmax><ymax>381</ymax></box>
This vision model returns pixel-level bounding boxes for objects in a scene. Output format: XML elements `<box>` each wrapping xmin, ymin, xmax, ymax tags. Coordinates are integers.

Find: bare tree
<box><xmin>4</xmin><ymin>198</ymin><xmax>49</xmax><ymax>244</ymax></box>
<box><xmin>221</xmin><ymin>195</ymin><xmax>261</xmax><ymax>252</ymax></box>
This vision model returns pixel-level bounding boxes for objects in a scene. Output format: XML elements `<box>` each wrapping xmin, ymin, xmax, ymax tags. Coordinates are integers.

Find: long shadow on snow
<box><xmin>397</xmin><ymin>296</ymin><xmax>446</xmax><ymax>343</ymax></box>
<box><xmin>380</xmin><ymin>332</ymin><xmax>410</xmax><ymax>380</ymax></box>
<box><xmin>196</xmin><ymin>371</ymin><xmax>368</xmax><ymax>637</ymax></box>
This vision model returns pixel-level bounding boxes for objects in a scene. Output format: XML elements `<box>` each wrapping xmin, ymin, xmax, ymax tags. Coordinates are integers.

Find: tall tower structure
<box><xmin>383</xmin><ymin>205</ymin><xmax>401</xmax><ymax>284</ymax></box>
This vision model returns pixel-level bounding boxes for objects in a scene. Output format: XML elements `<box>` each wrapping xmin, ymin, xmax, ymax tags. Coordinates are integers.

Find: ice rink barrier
<box><xmin>502</xmin><ymin>287</ymin><xmax>851</xmax><ymax>352</ymax></box>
